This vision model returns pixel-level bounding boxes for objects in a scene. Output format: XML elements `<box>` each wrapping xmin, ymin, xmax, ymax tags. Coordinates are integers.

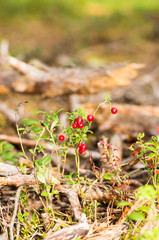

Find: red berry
<box><xmin>80</xmin><ymin>143</ymin><xmax>87</xmax><ymax>151</ymax></box>
<box><xmin>78</xmin><ymin>143</ymin><xmax>82</xmax><ymax>148</ymax></box>
<box><xmin>78</xmin><ymin>148</ymin><xmax>83</xmax><ymax>154</ymax></box>
<box><xmin>72</xmin><ymin>123</ymin><xmax>78</xmax><ymax>129</ymax></box>
<box><xmin>75</xmin><ymin>117</ymin><xmax>83</xmax><ymax>125</ymax></box>
<box><xmin>59</xmin><ymin>135</ymin><xmax>65</xmax><ymax>141</ymax></box>
<box><xmin>111</xmin><ymin>107</ymin><xmax>118</xmax><ymax>114</ymax></box>
<box><xmin>78</xmin><ymin>123</ymin><xmax>84</xmax><ymax>129</ymax></box>
<box><xmin>87</xmin><ymin>114</ymin><xmax>94</xmax><ymax>121</ymax></box>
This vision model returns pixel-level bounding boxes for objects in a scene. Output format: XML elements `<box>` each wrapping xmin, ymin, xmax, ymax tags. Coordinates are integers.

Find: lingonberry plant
<box><xmin>14</xmin><ymin>94</ymin><xmax>119</xmax><ymax>237</ymax></box>
<box><xmin>17</xmin><ymin>94</ymin><xmax>118</xmax><ymax>183</ymax></box>
<box><xmin>129</xmin><ymin>131</ymin><xmax>159</xmax><ymax>189</ymax></box>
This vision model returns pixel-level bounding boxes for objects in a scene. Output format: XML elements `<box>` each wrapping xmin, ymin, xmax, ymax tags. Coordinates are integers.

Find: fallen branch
<box><xmin>81</xmin><ymin>103</ymin><xmax>159</xmax><ymax>138</ymax></box>
<box><xmin>44</xmin><ymin>222</ymin><xmax>89</xmax><ymax>240</ymax></box>
<box><xmin>0</xmin><ymin>134</ymin><xmax>101</xmax><ymax>159</ymax></box>
<box><xmin>0</xmin><ymin>173</ymin><xmax>59</xmax><ymax>187</ymax></box>
<box><xmin>2</xmin><ymin>56</ymin><xmax>144</xmax><ymax>96</ymax></box>
<box><xmin>0</xmin><ymin>162</ymin><xmax>22</xmax><ymax>177</ymax></box>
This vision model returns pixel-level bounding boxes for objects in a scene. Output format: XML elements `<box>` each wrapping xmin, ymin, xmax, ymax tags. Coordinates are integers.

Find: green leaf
<box><xmin>128</xmin><ymin>211</ymin><xmax>145</xmax><ymax>221</ymax></box>
<box><xmin>36</xmin><ymin>171</ymin><xmax>46</xmax><ymax>184</ymax></box>
<box><xmin>148</xmin><ymin>152</ymin><xmax>156</xmax><ymax>158</ymax></box>
<box><xmin>117</xmin><ymin>201</ymin><xmax>132</xmax><ymax>207</ymax></box>
<box><xmin>41</xmin><ymin>192</ymin><xmax>49</xmax><ymax>197</ymax></box>
<box><xmin>9</xmin><ymin>157</ymin><xmax>18</xmax><ymax>163</ymax></box>
<box><xmin>33</xmin><ymin>110</ymin><xmax>48</xmax><ymax>115</ymax></box>
<box><xmin>146</xmin><ymin>146</ymin><xmax>157</xmax><ymax>152</ymax></box>
<box><xmin>41</xmin><ymin>135</ymin><xmax>50</xmax><ymax>140</ymax></box>
<box><xmin>55</xmin><ymin>108</ymin><xmax>64</xmax><ymax>114</ymax></box>
<box><xmin>19</xmin><ymin>118</ymin><xmax>39</xmax><ymax>125</ymax></box>
<box><xmin>34</xmin><ymin>159</ymin><xmax>42</xmax><ymax>169</ymax></box>
<box><xmin>31</xmin><ymin>126</ymin><xmax>42</xmax><ymax>133</ymax></box>
<box><xmin>15</xmin><ymin>152</ymin><xmax>25</xmax><ymax>156</ymax></box>
<box><xmin>4</xmin><ymin>151</ymin><xmax>15</xmax><ymax>159</ymax></box>
<box><xmin>3</xmin><ymin>143</ymin><xmax>14</xmax><ymax>152</ymax></box>
<box><xmin>29</xmin><ymin>149</ymin><xmax>34</xmax><ymax>154</ymax></box>
<box><xmin>42</xmin><ymin>156</ymin><xmax>52</xmax><ymax>165</ymax></box>
<box><xmin>137</xmin><ymin>185</ymin><xmax>157</xmax><ymax>201</ymax></box>
<box><xmin>81</xmin><ymin>133</ymin><xmax>87</xmax><ymax>138</ymax></box>
<box><xmin>23</xmin><ymin>212</ymin><xmax>30</xmax><ymax>217</ymax></box>
<box><xmin>18</xmin><ymin>216</ymin><xmax>24</xmax><ymax>222</ymax></box>
<box><xmin>51</xmin><ymin>119</ymin><xmax>59</xmax><ymax>130</ymax></box>
<box><xmin>66</xmin><ymin>180</ymin><xmax>74</xmax><ymax>184</ymax></box>
<box><xmin>17</xmin><ymin>127</ymin><xmax>25</xmax><ymax>131</ymax></box>
<box><xmin>102</xmin><ymin>173</ymin><xmax>112</xmax><ymax>180</ymax></box>
<box><xmin>51</xmin><ymin>190</ymin><xmax>59</xmax><ymax>195</ymax></box>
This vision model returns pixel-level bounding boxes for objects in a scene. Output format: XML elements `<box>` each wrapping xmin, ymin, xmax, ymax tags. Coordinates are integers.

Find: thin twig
<box><xmin>9</xmin><ymin>186</ymin><xmax>23</xmax><ymax>240</ymax></box>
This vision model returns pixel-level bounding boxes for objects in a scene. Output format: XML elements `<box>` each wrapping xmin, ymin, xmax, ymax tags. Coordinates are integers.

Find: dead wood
<box><xmin>0</xmin><ymin>134</ymin><xmax>101</xmax><ymax>160</ymax></box>
<box><xmin>8</xmin><ymin>56</ymin><xmax>54</xmax><ymax>83</ymax></box>
<box><xmin>44</xmin><ymin>222</ymin><xmax>89</xmax><ymax>240</ymax></box>
<box><xmin>110</xmin><ymin>133</ymin><xmax>123</xmax><ymax>162</ymax></box>
<box><xmin>0</xmin><ymin>162</ymin><xmax>22</xmax><ymax>177</ymax></box>
<box><xmin>58</xmin><ymin>188</ymin><xmax>87</xmax><ymax>223</ymax></box>
<box><xmin>0</xmin><ymin>101</ymin><xmax>19</xmax><ymax>123</ymax></box>
<box><xmin>81</xmin><ymin>103</ymin><xmax>159</xmax><ymax>138</ymax></box>
<box><xmin>0</xmin><ymin>134</ymin><xmax>35</xmax><ymax>146</ymax></box>
<box><xmin>0</xmin><ymin>56</ymin><xmax>144</xmax><ymax>96</ymax></box>
<box><xmin>0</xmin><ymin>173</ymin><xmax>59</xmax><ymax>187</ymax></box>
<box><xmin>83</xmin><ymin>222</ymin><xmax>129</xmax><ymax>240</ymax></box>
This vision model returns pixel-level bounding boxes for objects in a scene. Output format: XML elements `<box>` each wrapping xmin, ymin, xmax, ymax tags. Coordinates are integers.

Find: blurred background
<box><xmin>1</xmin><ymin>0</ymin><xmax>159</xmax><ymax>66</ymax></box>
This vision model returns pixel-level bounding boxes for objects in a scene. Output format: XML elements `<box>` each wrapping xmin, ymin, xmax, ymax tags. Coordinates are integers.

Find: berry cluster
<box><xmin>58</xmin><ymin>108</ymin><xmax>117</xmax><ymax>153</ymax></box>
<box><xmin>73</xmin><ymin>115</ymin><xmax>94</xmax><ymax>154</ymax></box>
<box><xmin>78</xmin><ymin>143</ymin><xmax>87</xmax><ymax>154</ymax></box>
<box><xmin>73</xmin><ymin>117</ymin><xmax>84</xmax><ymax>129</ymax></box>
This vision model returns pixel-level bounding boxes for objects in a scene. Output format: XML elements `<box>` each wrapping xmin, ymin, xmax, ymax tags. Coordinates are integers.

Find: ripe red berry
<box><xmin>75</xmin><ymin>117</ymin><xmax>83</xmax><ymax>125</ymax></box>
<box><xmin>111</xmin><ymin>107</ymin><xmax>118</xmax><ymax>114</ymax></box>
<box><xmin>78</xmin><ymin>123</ymin><xmax>84</xmax><ymax>129</ymax></box>
<box><xmin>78</xmin><ymin>148</ymin><xmax>83</xmax><ymax>154</ymax></box>
<box><xmin>87</xmin><ymin>114</ymin><xmax>94</xmax><ymax>121</ymax></box>
<box><xmin>58</xmin><ymin>135</ymin><xmax>65</xmax><ymax>141</ymax></box>
<box><xmin>72</xmin><ymin>123</ymin><xmax>78</xmax><ymax>129</ymax></box>
<box><xmin>80</xmin><ymin>143</ymin><xmax>87</xmax><ymax>151</ymax></box>
<box><xmin>78</xmin><ymin>143</ymin><xmax>82</xmax><ymax>148</ymax></box>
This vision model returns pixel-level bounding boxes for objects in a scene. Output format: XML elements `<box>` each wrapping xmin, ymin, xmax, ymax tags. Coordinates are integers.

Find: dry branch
<box><xmin>0</xmin><ymin>134</ymin><xmax>101</xmax><ymax>160</ymax></box>
<box><xmin>81</xmin><ymin>103</ymin><xmax>159</xmax><ymax>138</ymax></box>
<box><xmin>44</xmin><ymin>222</ymin><xmax>89</xmax><ymax>240</ymax></box>
<box><xmin>0</xmin><ymin>56</ymin><xmax>144</xmax><ymax>96</ymax></box>
<box><xmin>0</xmin><ymin>162</ymin><xmax>22</xmax><ymax>177</ymax></box>
<box><xmin>0</xmin><ymin>173</ymin><xmax>59</xmax><ymax>187</ymax></box>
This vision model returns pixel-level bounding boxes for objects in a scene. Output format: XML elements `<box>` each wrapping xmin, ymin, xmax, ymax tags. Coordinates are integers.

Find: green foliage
<box><xmin>129</xmin><ymin>132</ymin><xmax>159</xmax><ymax>187</ymax></box>
<box><xmin>0</xmin><ymin>140</ymin><xmax>20</xmax><ymax>163</ymax></box>
<box><xmin>121</xmin><ymin>185</ymin><xmax>159</xmax><ymax>239</ymax></box>
<box><xmin>0</xmin><ymin>0</ymin><xmax>159</xmax><ymax>20</ymax></box>
<box><xmin>139</xmin><ymin>228</ymin><xmax>159</xmax><ymax>240</ymax></box>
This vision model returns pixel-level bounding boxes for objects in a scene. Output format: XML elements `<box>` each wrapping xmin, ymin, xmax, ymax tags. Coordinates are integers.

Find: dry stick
<box><xmin>8</xmin><ymin>56</ymin><xmax>53</xmax><ymax>83</ymax></box>
<box><xmin>59</xmin><ymin>188</ymin><xmax>87</xmax><ymax>223</ymax></box>
<box><xmin>0</xmin><ymin>162</ymin><xmax>22</xmax><ymax>177</ymax></box>
<box><xmin>0</xmin><ymin>204</ymin><xmax>9</xmax><ymax>238</ymax></box>
<box><xmin>0</xmin><ymin>173</ymin><xmax>59</xmax><ymax>187</ymax></box>
<box><xmin>9</xmin><ymin>186</ymin><xmax>23</xmax><ymax>240</ymax></box>
<box><xmin>0</xmin><ymin>134</ymin><xmax>101</xmax><ymax>158</ymax></box>
<box><xmin>44</xmin><ymin>187</ymin><xmax>89</xmax><ymax>240</ymax></box>
<box><xmin>0</xmin><ymin>101</ymin><xmax>19</xmax><ymax>123</ymax></box>
<box><xmin>110</xmin><ymin>133</ymin><xmax>122</xmax><ymax>162</ymax></box>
